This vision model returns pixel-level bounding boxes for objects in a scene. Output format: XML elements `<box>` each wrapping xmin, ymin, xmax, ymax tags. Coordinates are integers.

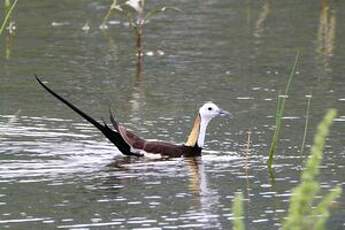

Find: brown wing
<box><xmin>143</xmin><ymin>141</ymin><xmax>184</xmax><ymax>157</ymax></box>
<box><xmin>118</xmin><ymin>125</ymin><xmax>146</xmax><ymax>149</ymax></box>
<box><xmin>117</xmin><ymin>125</ymin><xmax>184</xmax><ymax>157</ymax></box>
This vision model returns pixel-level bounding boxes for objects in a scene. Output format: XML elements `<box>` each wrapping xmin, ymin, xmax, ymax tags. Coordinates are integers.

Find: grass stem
<box><xmin>300</xmin><ymin>94</ymin><xmax>312</xmax><ymax>155</ymax></box>
<box><xmin>267</xmin><ymin>52</ymin><xmax>300</xmax><ymax>169</ymax></box>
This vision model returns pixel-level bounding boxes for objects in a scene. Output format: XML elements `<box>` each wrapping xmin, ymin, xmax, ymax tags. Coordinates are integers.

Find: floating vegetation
<box><xmin>232</xmin><ymin>192</ymin><xmax>245</xmax><ymax>230</ymax></box>
<box><xmin>283</xmin><ymin>109</ymin><xmax>341</xmax><ymax>230</ymax></box>
<box><xmin>267</xmin><ymin>52</ymin><xmax>300</xmax><ymax>169</ymax></box>
<box><xmin>0</xmin><ymin>0</ymin><xmax>18</xmax><ymax>36</ymax></box>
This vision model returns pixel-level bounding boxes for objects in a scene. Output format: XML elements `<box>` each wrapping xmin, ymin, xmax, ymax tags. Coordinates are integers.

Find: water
<box><xmin>1</xmin><ymin>0</ymin><xmax>345</xmax><ymax>229</ymax></box>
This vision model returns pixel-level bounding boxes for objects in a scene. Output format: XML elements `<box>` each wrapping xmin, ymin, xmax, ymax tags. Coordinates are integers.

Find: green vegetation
<box><xmin>232</xmin><ymin>192</ymin><xmax>245</xmax><ymax>230</ymax></box>
<box><xmin>267</xmin><ymin>52</ymin><xmax>300</xmax><ymax>169</ymax></box>
<box><xmin>233</xmin><ymin>109</ymin><xmax>342</xmax><ymax>230</ymax></box>
<box><xmin>300</xmin><ymin>94</ymin><xmax>312</xmax><ymax>154</ymax></box>
<box><xmin>283</xmin><ymin>109</ymin><xmax>341</xmax><ymax>230</ymax></box>
<box><xmin>0</xmin><ymin>0</ymin><xmax>18</xmax><ymax>36</ymax></box>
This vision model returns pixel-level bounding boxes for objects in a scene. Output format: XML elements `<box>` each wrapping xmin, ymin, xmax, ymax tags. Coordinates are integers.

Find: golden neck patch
<box><xmin>185</xmin><ymin>114</ymin><xmax>201</xmax><ymax>146</ymax></box>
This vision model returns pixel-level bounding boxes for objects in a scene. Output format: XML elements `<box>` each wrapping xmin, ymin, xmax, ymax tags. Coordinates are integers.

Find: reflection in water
<box><xmin>1</xmin><ymin>112</ymin><xmax>344</xmax><ymax>228</ymax></box>
<box><xmin>253</xmin><ymin>0</ymin><xmax>271</xmax><ymax>40</ymax></box>
<box><xmin>3</xmin><ymin>0</ymin><xmax>16</xmax><ymax>60</ymax></box>
<box><xmin>317</xmin><ymin>0</ymin><xmax>336</xmax><ymax>72</ymax></box>
<box><xmin>129</xmin><ymin>60</ymin><xmax>145</xmax><ymax>126</ymax></box>
<box><xmin>243</xmin><ymin>130</ymin><xmax>252</xmax><ymax>198</ymax></box>
<box><xmin>0</xmin><ymin>115</ymin><xmax>116</xmax><ymax>180</ymax></box>
<box><xmin>244</xmin><ymin>130</ymin><xmax>251</xmax><ymax>177</ymax></box>
<box><xmin>101</xmin><ymin>28</ymin><xmax>145</xmax><ymax>127</ymax></box>
<box><xmin>186</xmin><ymin>158</ymin><xmax>222</xmax><ymax>229</ymax></box>
<box><xmin>101</xmin><ymin>30</ymin><xmax>120</xmax><ymax>64</ymax></box>
<box><xmin>5</xmin><ymin>25</ymin><xmax>15</xmax><ymax>60</ymax></box>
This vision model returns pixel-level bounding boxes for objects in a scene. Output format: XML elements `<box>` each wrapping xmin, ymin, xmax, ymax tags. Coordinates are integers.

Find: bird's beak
<box><xmin>218</xmin><ymin>109</ymin><xmax>233</xmax><ymax>118</ymax></box>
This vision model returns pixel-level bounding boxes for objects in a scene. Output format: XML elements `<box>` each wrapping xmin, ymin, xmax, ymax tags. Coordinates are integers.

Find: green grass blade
<box><xmin>267</xmin><ymin>52</ymin><xmax>300</xmax><ymax>168</ymax></box>
<box><xmin>284</xmin><ymin>52</ymin><xmax>300</xmax><ymax>95</ymax></box>
<box><xmin>300</xmin><ymin>95</ymin><xmax>312</xmax><ymax>155</ymax></box>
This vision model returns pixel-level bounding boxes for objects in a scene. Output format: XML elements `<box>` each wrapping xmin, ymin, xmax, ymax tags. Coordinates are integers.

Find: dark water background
<box><xmin>1</xmin><ymin>0</ymin><xmax>345</xmax><ymax>229</ymax></box>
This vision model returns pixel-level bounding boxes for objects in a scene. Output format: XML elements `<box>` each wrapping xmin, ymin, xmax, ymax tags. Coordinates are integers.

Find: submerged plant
<box><xmin>283</xmin><ymin>109</ymin><xmax>342</xmax><ymax>230</ymax></box>
<box><xmin>267</xmin><ymin>52</ymin><xmax>300</xmax><ymax>169</ymax></box>
<box><xmin>232</xmin><ymin>192</ymin><xmax>245</xmax><ymax>230</ymax></box>
<box><xmin>0</xmin><ymin>0</ymin><xmax>18</xmax><ymax>36</ymax></box>
<box><xmin>102</xmin><ymin>0</ymin><xmax>181</xmax><ymax>58</ymax></box>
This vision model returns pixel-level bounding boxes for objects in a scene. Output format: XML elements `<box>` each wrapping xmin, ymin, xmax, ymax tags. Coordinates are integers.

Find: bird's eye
<box><xmin>208</xmin><ymin>107</ymin><xmax>212</xmax><ymax>111</ymax></box>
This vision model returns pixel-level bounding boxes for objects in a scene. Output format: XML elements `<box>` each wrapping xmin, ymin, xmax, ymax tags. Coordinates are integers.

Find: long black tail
<box><xmin>35</xmin><ymin>75</ymin><xmax>138</xmax><ymax>156</ymax></box>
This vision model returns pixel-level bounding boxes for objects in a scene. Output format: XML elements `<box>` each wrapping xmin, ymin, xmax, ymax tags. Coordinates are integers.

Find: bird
<box><xmin>35</xmin><ymin>76</ymin><xmax>231</xmax><ymax>158</ymax></box>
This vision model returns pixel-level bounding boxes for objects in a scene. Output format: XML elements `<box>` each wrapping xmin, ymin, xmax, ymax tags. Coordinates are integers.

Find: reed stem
<box><xmin>300</xmin><ymin>95</ymin><xmax>312</xmax><ymax>155</ymax></box>
<box><xmin>267</xmin><ymin>52</ymin><xmax>300</xmax><ymax>169</ymax></box>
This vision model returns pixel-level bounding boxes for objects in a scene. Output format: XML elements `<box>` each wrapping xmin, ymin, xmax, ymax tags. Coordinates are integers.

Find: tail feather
<box><xmin>35</xmin><ymin>75</ymin><xmax>141</xmax><ymax>156</ymax></box>
<box><xmin>109</xmin><ymin>108</ymin><xmax>119</xmax><ymax>131</ymax></box>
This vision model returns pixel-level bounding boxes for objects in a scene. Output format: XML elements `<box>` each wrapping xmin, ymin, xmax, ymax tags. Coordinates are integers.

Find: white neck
<box><xmin>197</xmin><ymin>117</ymin><xmax>211</xmax><ymax>147</ymax></box>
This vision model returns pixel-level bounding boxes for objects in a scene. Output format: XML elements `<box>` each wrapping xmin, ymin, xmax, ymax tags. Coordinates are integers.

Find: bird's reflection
<box><xmin>186</xmin><ymin>157</ymin><xmax>206</xmax><ymax>195</ymax></box>
<box><xmin>185</xmin><ymin>157</ymin><xmax>222</xmax><ymax>228</ymax></box>
<box><xmin>316</xmin><ymin>0</ymin><xmax>336</xmax><ymax>73</ymax></box>
<box><xmin>106</xmin><ymin>156</ymin><xmax>138</xmax><ymax>169</ymax></box>
<box><xmin>103</xmin><ymin>156</ymin><xmax>222</xmax><ymax>228</ymax></box>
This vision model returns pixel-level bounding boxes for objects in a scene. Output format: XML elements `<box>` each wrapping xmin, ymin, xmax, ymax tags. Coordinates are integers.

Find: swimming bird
<box><xmin>35</xmin><ymin>76</ymin><xmax>231</xmax><ymax>157</ymax></box>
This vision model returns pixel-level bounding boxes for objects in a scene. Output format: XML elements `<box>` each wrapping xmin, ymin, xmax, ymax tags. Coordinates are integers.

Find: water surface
<box><xmin>1</xmin><ymin>0</ymin><xmax>345</xmax><ymax>229</ymax></box>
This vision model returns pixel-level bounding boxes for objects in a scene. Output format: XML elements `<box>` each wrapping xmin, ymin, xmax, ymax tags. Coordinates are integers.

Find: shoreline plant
<box><xmin>300</xmin><ymin>94</ymin><xmax>312</xmax><ymax>154</ymax></box>
<box><xmin>232</xmin><ymin>109</ymin><xmax>342</xmax><ymax>230</ymax></box>
<box><xmin>267</xmin><ymin>52</ymin><xmax>300</xmax><ymax>169</ymax></box>
<box><xmin>282</xmin><ymin>109</ymin><xmax>341</xmax><ymax>230</ymax></box>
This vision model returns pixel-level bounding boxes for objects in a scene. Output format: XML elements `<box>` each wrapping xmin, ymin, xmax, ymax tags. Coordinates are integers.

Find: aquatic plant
<box><xmin>300</xmin><ymin>94</ymin><xmax>312</xmax><ymax>154</ymax></box>
<box><xmin>232</xmin><ymin>109</ymin><xmax>341</xmax><ymax>230</ymax></box>
<box><xmin>267</xmin><ymin>52</ymin><xmax>299</xmax><ymax>169</ymax></box>
<box><xmin>102</xmin><ymin>0</ymin><xmax>181</xmax><ymax>58</ymax></box>
<box><xmin>282</xmin><ymin>109</ymin><xmax>342</xmax><ymax>230</ymax></box>
<box><xmin>232</xmin><ymin>192</ymin><xmax>245</xmax><ymax>230</ymax></box>
<box><xmin>0</xmin><ymin>0</ymin><xmax>18</xmax><ymax>36</ymax></box>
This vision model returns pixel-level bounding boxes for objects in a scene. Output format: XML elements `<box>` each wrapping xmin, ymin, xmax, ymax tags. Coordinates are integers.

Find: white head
<box><xmin>186</xmin><ymin>102</ymin><xmax>231</xmax><ymax>148</ymax></box>
<box><xmin>196</xmin><ymin>102</ymin><xmax>231</xmax><ymax>147</ymax></box>
<box><xmin>199</xmin><ymin>102</ymin><xmax>231</xmax><ymax>123</ymax></box>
